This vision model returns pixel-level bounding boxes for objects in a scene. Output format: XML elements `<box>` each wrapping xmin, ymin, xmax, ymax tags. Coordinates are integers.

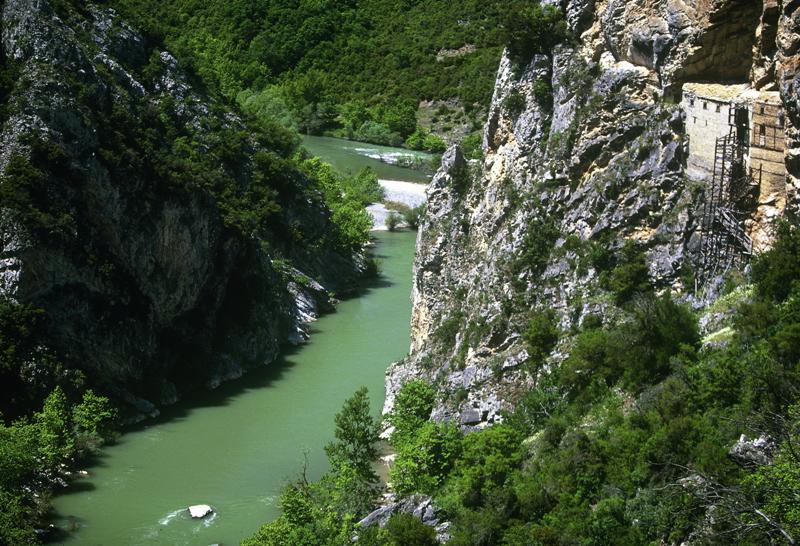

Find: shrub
<box><xmin>603</xmin><ymin>241</ymin><xmax>652</xmax><ymax>305</ymax></box>
<box><xmin>402</xmin><ymin>204</ymin><xmax>426</xmax><ymax>231</ymax></box>
<box><xmin>434</xmin><ymin>311</ymin><xmax>464</xmax><ymax>349</ymax></box>
<box><xmin>422</xmin><ymin>133</ymin><xmax>447</xmax><ymax>153</ymax></box>
<box><xmin>502</xmin><ymin>90</ymin><xmax>526</xmax><ymax>117</ymax></box>
<box><xmin>751</xmin><ymin>222</ymin><xmax>800</xmax><ymax>303</ymax></box>
<box><xmin>523</xmin><ymin>308</ymin><xmax>559</xmax><ymax>366</ymax></box>
<box><xmin>383</xmin><ymin>513</ymin><xmax>438</xmax><ymax>546</ymax></box>
<box><xmin>386</xmin><ymin>211</ymin><xmax>402</xmax><ymax>231</ymax></box>
<box><xmin>503</xmin><ymin>5</ymin><xmax>570</xmax><ymax>68</ymax></box>
<box><xmin>324</xmin><ymin>387</ymin><xmax>380</xmax><ymax>482</ymax></box>
<box><xmin>461</xmin><ymin>132</ymin><xmax>483</xmax><ymax>160</ymax></box>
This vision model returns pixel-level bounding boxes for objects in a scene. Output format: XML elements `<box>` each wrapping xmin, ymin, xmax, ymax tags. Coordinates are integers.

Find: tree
<box><xmin>73</xmin><ymin>389</ymin><xmax>118</xmax><ymax>453</ymax></box>
<box><xmin>35</xmin><ymin>386</ymin><xmax>74</xmax><ymax>468</ymax></box>
<box><xmin>325</xmin><ymin>387</ymin><xmax>380</xmax><ymax>482</ymax></box>
<box><xmin>387</xmin><ymin>380</ymin><xmax>435</xmax><ymax>441</ymax></box>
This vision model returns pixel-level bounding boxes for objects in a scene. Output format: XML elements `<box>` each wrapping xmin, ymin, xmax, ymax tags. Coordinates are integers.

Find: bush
<box><xmin>502</xmin><ymin>90</ymin><xmax>526</xmax><ymax>117</ymax></box>
<box><xmin>422</xmin><ymin>133</ymin><xmax>447</xmax><ymax>153</ymax></box>
<box><xmin>603</xmin><ymin>241</ymin><xmax>652</xmax><ymax>305</ymax></box>
<box><xmin>355</xmin><ymin>121</ymin><xmax>403</xmax><ymax>147</ymax></box>
<box><xmin>523</xmin><ymin>308</ymin><xmax>559</xmax><ymax>366</ymax></box>
<box><xmin>503</xmin><ymin>4</ymin><xmax>570</xmax><ymax>68</ymax></box>
<box><xmin>461</xmin><ymin>132</ymin><xmax>483</xmax><ymax>161</ymax></box>
<box><xmin>383</xmin><ymin>513</ymin><xmax>438</xmax><ymax>546</ymax></box>
<box><xmin>402</xmin><ymin>204</ymin><xmax>426</xmax><ymax>231</ymax></box>
<box><xmin>751</xmin><ymin>222</ymin><xmax>800</xmax><ymax>303</ymax></box>
<box><xmin>386</xmin><ymin>211</ymin><xmax>402</xmax><ymax>231</ymax></box>
<box><xmin>324</xmin><ymin>387</ymin><xmax>380</xmax><ymax>482</ymax></box>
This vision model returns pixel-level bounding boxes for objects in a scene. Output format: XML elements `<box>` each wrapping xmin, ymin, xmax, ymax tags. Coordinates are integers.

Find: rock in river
<box><xmin>188</xmin><ymin>505</ymin><xmax>213</xmax><ymax>519</ymax></box>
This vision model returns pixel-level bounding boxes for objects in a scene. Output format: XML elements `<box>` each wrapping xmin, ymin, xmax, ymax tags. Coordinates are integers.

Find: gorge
<box><xmin>2</xmin><ymin>0</ymin><xmax>800</xmax><ymax>545</ymax></box>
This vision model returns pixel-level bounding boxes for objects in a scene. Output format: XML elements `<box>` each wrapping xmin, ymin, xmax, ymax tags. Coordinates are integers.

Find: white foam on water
<box><xmin>159</xmin><ymin>508</ymin><xmax>184</xmax><ymax>526</ymax></box>
<box><xmin>202</xmin><ymin>511</ymin><xmax>218</xmax><ymax>528</ymax></box>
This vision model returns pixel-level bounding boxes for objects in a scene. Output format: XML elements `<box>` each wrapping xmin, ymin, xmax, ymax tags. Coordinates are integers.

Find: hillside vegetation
<box><xmin>110</xmin><ymin>0</ymin><xmax>514</xmax><ymax>147</ymax></box>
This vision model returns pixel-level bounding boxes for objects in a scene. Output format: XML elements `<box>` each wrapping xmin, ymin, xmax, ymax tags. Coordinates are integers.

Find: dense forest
<box><xmin>108</xmin><ymin>0</ymin><xmax>513</xmax><ymax>149</ymax></box>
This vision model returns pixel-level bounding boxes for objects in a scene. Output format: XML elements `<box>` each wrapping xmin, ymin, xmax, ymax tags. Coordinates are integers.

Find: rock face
<box><xmin>384</xmin><ymin>0</ymin><xmax>800</xmax><ymax>427</ymax></box>
<box><xmin>0</xmin><ymin>0</ymin><xmax>360</xmax><ymax>416</ymax></box>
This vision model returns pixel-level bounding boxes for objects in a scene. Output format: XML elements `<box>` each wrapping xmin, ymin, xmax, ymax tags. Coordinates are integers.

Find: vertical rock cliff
<box><xmin>0</xmin><ymin>0</ymin><xmax>363</xmax><ymax>417</ymax></box>
<box><xmin>385</xmin><ymin>0</ymin><xmax>800</xmax><ymax>427</ymax></box>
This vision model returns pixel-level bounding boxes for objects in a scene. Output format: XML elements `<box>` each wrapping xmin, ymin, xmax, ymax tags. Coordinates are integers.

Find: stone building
<box><xmin>681</xmin><ymin>83</ymin><xmax>787</xmax><ymax>253</ymax></box>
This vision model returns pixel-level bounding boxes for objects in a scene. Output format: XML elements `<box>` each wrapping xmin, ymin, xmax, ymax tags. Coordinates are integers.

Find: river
<box><xmin>301</xmin><ymin>135</ymin><xmax>434</xmax><ymax>184</ymax></box>
<box><xmin>51</xmin><ymin>137</ymin><xmax>422</xmax><ymax>546</ymax></box>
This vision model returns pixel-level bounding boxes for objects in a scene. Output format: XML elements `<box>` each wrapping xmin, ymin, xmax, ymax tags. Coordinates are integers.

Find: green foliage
<box><xmin>0</xmin><ymin>489</ymin><xmax>38</xmax><ymax>546</ymax></box>
<box><xmin>402</xmin><ymin>204</ymin><xmax>426</xmax><ymax>231</ymax></box>
<box><xmin>325</xmin><ymin>387</ymin><xmax>380</xmax><ymax>482</ymax></box>
<box><xmin>386</xmin><ymin>211</ymin><xmax>402</xmax><ymax>232</ymax></box>
<box><xmin>0</xmin><ymin>54</ymin><xmax>20</xmax><ymax>126</ymax></box>
<box><xmin>391</xmin><ymin>421</ymin><xmax>462</xmax><ymax>496</ymax></box>
<box><xmin>237</xmin><ymin>87</ymin><xmax>300</xmax><ymax>135</ymax></box>
<box><xmin>383</xmin><ymin>513</ymin><xmax>438</xmax><ymax>546</ymax></box>
<box><xmin>741</xmin><ymin>405</ymin><xmax>800</xmax><ymax>542</ymax></box>
<box><xmin>113</xmin><ymin>0</ymin><xmax>511</xmax><ymax>142</ymax></box>
<box><xmin>522</xmin><ymin>308</ymin><xmax>559</xmax><ymax>366</ymax></box>
<box><xmin>72</xmin><ymin>390</ymin><xmax>118</xmax><ymax>453</ymax></box>
<box><xmin>752</xmin><ymin>222</ymin><xmax>800</xmax><ymax>303</ymax></box>
<box><xmin>388</xmin><ymin>380</ymin><xmax>436</xmax><ymax>442</ymax></box>
<box><xmin>434</xmin><ymin>311</ymin><xmax>464</xmax><ymax>349</ymax></box>
<box><xmin>299</xmin><ymin>158</ymin><xmax>380</xmax><ymax>249</ymax></box>
<box><xmin>461</xmin><ymin>132</ymin><xmax>483</xmax><ymax>161</ymax></box>
<box><xmin>0</xmin><ymin>384</ymin><xmax>119</xmax><ymax>541</ymax></box>
<box><xmin>503</xmin><ymin>4</ymin><xmax>570</xmax><ymax>68</ymax></box>
<box><xmin>244</xmin><ymin>389</ymin><xmax>386</xmax><ymax>545</ymax></box>
<box><xmin>405</xmin><ymin>128</ymin><xmax>447</xmax><ymax>153</ymax></box>
<box><xmin>511</xmin><ymin>211</ymin><xmax>560</xmax><ymax>287</ymax></box>
<box><xmin>35</xmin><ymin>386</ymin><xmax>75</xmax><ymax>468</ymax></box>
<box><xmin>602</xmin><ymin>241</ymin><xmax>653</xmax><ymax>305</ymax></box>
<box><xmin>0</xmin><ymin>139</ymin><xmax>79</xmax><ymax>239</ymax></box>
<box><xmin>502</xmin><ymin>90</ymin><xmax>527</xmax><ymax>117</ymax></box>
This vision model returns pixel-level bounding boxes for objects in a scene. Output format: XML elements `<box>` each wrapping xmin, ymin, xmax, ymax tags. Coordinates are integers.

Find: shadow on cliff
<box><xmin>122</xmin><ymin>344</ymin><xmax>307</xmax><ymax>433</ymax></box>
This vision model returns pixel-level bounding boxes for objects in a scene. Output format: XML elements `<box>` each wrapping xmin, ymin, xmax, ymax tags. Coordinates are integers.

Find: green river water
<box><xmin>301</xmin><ymin>135</ymin><xmax>433</xmax><ymax>183</ymax></box>
<box><xmin>51</xmin><ymin>138</ymin><xmax>420</xmax><ymax>546</ymax></box>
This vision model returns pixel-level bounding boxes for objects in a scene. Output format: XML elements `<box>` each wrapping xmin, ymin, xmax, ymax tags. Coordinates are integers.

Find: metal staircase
<box><xmin>697</xmin><ymin>107</ymin><xmax>757</xmax><ymax>286</ymax></box>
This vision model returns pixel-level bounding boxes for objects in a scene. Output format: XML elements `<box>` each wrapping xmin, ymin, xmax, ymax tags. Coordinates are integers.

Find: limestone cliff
<box><xmin>0</xmin><ymin>0</ymin><xmax>362</xmax><ymax>418</ymax></box>
<box><xmin>384</xmin><ymin>0</ymin><xmax>800</xmax><ymax>428</ymax></box>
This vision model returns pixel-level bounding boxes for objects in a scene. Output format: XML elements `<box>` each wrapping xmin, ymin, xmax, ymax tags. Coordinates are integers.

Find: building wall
<box><xmin>682</xmin><ymin>91</ymin><xmax>737</xmax><ymax>180</ymax></box>
<box><xmin>747</xmin><ymin>93</ymin><xmax>787</xmax><ymax>250</ymax></box>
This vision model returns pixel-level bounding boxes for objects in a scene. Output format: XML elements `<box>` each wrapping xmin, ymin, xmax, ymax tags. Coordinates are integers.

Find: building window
<box><xmin>759</xmin><ymin>124</ymin><xmax>767</xmax><ymax>146</ymax></box>
<box><xmin>703</xmin><ymin>102</ymin><xmax>708</xmax><ymax>110</ymax></box>
<box><xmin>690</xmin><ymin>98</ymin><xmax>695</xmax><ymax>106</ymax></box>
<box><xmin>715</xmin><ymin>104</ymin><xmax>721</xmax><ymax>113</ymax></box>
<box><xmin>760</xmin><ymin>105</ymin><xmax>766</xmax><ymax>114</ymax></box>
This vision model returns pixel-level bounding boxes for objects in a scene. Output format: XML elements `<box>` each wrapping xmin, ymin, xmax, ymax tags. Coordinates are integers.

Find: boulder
<box><xmin>188</xmin><ymin>505</ymin><xmax>213</xmax><ymax>519</ymax></box>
